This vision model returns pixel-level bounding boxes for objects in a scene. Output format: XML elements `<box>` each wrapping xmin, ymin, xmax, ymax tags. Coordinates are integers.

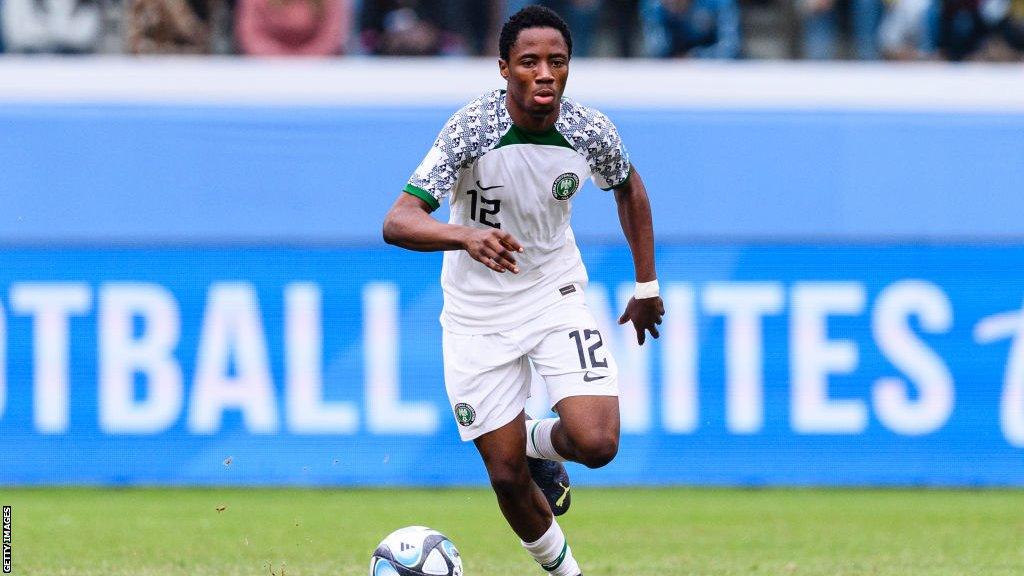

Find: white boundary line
<box><xmin>1</xmin><ymin>56</ymin><xmax>1023</xmax><ymax>111</ymax></box>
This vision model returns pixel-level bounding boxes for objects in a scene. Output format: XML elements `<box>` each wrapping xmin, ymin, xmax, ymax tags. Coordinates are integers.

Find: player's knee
<box><xmin>575</xmin><ymin>433</ymin><xmax>619</xmax><ymax>469</ymax></box>
<box><xmin>486</xmin><ymin>457</ymin><xmax>531</xmax><ymax>499</ymax></box>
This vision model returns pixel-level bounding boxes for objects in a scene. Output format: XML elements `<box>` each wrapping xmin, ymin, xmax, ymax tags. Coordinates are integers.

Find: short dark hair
<box><xmin>499</xmin><ymin>5</ymin><xmax>573</xmax><ymax>62</ymax></box>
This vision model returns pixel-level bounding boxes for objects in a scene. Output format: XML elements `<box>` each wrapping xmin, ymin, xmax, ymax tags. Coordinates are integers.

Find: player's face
<box><xmin>500</xmin><ymin>27</ymin><xmax>570</xmax><ymax>120</ymax></box>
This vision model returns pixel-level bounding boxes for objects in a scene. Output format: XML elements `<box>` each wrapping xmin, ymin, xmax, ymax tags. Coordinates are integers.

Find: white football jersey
<box><xmin>405</xmin><ymin>89</ymin><xmax>631</xmax><ymax>334</ymax></box>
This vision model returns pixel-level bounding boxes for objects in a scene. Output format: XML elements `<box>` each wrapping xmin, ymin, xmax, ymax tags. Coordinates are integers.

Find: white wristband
<box><xmin>634</xmin><ymin>279</ymin><xmax>660</xmax><ymax>299</ymax></box>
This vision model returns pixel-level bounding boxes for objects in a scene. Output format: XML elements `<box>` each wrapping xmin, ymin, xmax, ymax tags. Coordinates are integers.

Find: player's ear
<box><xmin>498</xmin><ymin>59</ymin><xmax>509</xmax><ymax>80</ymax></box>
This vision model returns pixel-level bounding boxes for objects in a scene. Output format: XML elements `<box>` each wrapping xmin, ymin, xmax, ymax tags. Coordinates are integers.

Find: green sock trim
<box><xmin>529</xmin><ymin>420</ymin><xmax>542</xmax><ymax>456</ymax></box>
<box><xmin>540</xmin><ymin>541</ymin><xmax>568</xmax><ymax>572</ymax></box>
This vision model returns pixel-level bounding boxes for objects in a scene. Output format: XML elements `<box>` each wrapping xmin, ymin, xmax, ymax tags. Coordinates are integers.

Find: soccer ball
<box><xmin>369</xmin><ymin>526</ymin><xmax>464</xmax><ymax>576</ymax></box>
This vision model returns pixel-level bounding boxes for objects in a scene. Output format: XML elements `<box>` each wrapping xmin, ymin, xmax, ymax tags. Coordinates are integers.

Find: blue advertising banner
<box><xmin>3</xmin><ymin>103</ymin><xmax>1023</xmax><ymax>242</ymax></box>
<box><xmin>0</xmin><ymin>245</ymin><xmax>1022</xmax><ymax>486</ymax></box>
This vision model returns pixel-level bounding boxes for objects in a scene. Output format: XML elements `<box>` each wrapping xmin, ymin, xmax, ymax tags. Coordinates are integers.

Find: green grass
<box><xmin>3</xmin><ymin>487</ymin><xmax>1023</xmax><ymax>575</ymax></box>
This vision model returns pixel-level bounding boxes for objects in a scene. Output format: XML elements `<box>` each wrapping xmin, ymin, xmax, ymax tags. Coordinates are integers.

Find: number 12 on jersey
<box><xmin>466</xmin><ymin>189</ymin><xmax>501</xmax><ymax>228</ymax></box>
<box><xmin>569</xmin><ymin>329</ymin><xmax>608</xmax><ymax>369</ymax></box>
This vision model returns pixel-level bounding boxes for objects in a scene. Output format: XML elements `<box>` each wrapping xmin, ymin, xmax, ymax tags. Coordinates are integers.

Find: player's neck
<box><xmin>505</xmin><ymin>98</ymin><xmax>560</xmax><ymax>134</ymax></box>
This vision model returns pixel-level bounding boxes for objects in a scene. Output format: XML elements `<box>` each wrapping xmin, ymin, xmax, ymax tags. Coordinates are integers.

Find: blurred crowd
<box><xmin>0</xmin><ymin>0</ymin><xmax>1021</xmax><ymax>60</ymax></box>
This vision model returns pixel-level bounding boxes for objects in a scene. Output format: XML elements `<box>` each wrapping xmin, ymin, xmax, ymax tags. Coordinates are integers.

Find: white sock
<box><xmin>525</xmin><ymin>418</ymin><xmax>567</xmax><ymax>462</ymax></box>
<box><xmin>521</xmin><ymin>519</ymin><xmax>581</xmax><ymax>576</ymax></box>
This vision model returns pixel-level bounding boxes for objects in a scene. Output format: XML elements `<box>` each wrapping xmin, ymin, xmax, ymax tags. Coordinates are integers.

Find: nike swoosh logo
<box><xmin>555</xmin><ymin>482</ymin><xmax>571</xmax><ymax>507</ymax></box>
<box><xmin>583</xmin><ymin>372</ymin><xmax>606</xmax><ymax>382</ymax></box>
<box><xmin>476</xmin><ymin>180</ymin><xmax>503</xmax><ymax>191</ymax></box>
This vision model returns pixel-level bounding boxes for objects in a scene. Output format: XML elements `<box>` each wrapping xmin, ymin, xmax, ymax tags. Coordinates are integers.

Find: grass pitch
<box><xmin>4</xmin><ymin>487</ymin><xmax>1023</xmax><ymax>576</ymax></box>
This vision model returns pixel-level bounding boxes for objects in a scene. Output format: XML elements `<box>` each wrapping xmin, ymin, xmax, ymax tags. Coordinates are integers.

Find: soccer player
<box><xmin>382</xmin><ymin>5</ymin><xmax>663</xmax><ymax>575</ymax></box>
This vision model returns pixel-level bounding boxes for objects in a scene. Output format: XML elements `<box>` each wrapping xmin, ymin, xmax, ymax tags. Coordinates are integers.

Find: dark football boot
<box><xmin>527</xmin><ymin>456</ymin><xmax>572</xmax><ymax>516</ymax></box>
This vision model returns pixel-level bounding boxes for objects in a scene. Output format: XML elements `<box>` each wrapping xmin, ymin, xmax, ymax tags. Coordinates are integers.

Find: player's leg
<box><xmin>474</xmin><ymin>420</ymin><xmax>584</xmax><ymax>576</ymax></box>
<box><xmin>526</xmin><ymin>396</ymin><xmax>620</xmax><ymax>468</ymax></box>
<box><xmin>473</xmin><ymin>412</ymin><xmax>551</xmax><ymax>539</ymax></box>
<box><xmin>549</xmin><ymin>394</ymin><xmax>619</xmax><ymax>469</ymax></box>
<box><xmin>526</xmin><ymin>298</ymin><xmax>621</xmax><ymax>470</ymax></box>
<box><xmin>442</xmin><ymin>329</ymin><xmax>582</xmax><ymax>575</ymax></box>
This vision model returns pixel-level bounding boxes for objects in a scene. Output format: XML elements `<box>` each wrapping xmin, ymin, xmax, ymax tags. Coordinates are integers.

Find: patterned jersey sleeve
<box><xmin>561</xmin><ymin>103</ymin><xmax>632</xmax><ymax>191</ymax></box>
<box><xmin>404</xmin><ymin>98</ymin><xmax>485</xmax><ymax>211</ymax></box>
<box><xmin>586</xmin><ymin>109</ymin><xmax>631</xmax><ymax>190</ymax></box>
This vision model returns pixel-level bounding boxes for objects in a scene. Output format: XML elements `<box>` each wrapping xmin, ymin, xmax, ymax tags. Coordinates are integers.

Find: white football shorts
<box><xmin>442</xmin><ymin>291</ymin><xmax>619</xmax><ymax>441</ymax></box>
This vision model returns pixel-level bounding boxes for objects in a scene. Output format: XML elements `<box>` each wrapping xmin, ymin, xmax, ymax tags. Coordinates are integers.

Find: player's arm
<box><xmin>613</xmin><ymin>165</ymin><xmax>665</xmax><ymax>345</ymax></box>
<box><xmin>383</xmin><ymin>193</ymin><xmax>523</xmax><ymax>274</ymax></box>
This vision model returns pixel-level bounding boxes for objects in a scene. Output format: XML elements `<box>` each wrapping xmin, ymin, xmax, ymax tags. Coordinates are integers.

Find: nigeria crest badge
<box><xmin>552</xmin><ymin>172</ymin><xmax>580</xmax><ymax>201</ymax></box>
<box><xmin>454</xmin><ymin>403</ymin><xmax>476</xmax><ymax>426</ymax></box>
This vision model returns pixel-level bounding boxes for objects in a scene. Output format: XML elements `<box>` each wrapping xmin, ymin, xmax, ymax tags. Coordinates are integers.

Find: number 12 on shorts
<box><xmin>568</xmin><ymin>329</ymin><xmax>607</xmax><ymax>369</ymax></box>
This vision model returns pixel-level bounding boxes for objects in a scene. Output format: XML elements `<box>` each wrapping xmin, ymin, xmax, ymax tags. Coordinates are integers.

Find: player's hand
<box><xmin>618</xmin><ymin>296</ymin><xmax>665</xmax><ymax>345</ymax></box>
<box><xmin>461</xmin><ymin>228</ymin><xmax>523</xmax><ymax>274</ymax></box>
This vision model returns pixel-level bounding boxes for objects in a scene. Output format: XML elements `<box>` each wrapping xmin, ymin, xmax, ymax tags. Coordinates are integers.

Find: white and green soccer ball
<box><xmin>369</xmin><ymin>526</ymin><xmax>463</xmax><ymax>576</ymax></box>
